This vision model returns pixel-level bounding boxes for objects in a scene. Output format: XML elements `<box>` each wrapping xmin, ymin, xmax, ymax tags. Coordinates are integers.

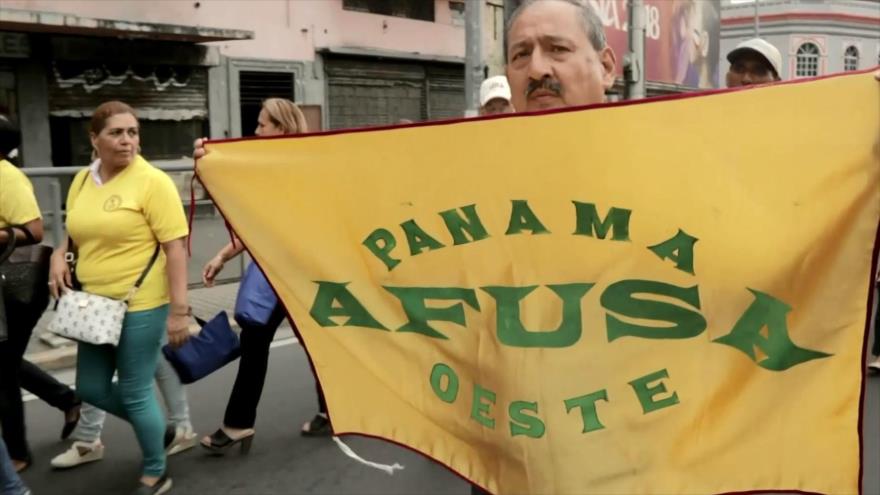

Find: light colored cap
<box><xmin>479</xmin><ymin>75</ymin><xmax>512</xmax><ymax>107</ymax></box>
<box><xmin>727</xmin><ymin>38</ymin><xmax>782</xmax><ymax>77</ymax></box>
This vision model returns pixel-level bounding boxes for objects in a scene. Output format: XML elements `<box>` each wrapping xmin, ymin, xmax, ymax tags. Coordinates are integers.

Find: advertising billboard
<box><xmin>588</xmin><ymin>0</ymin><xmax>722</xmax><ymax>88</ymax></box>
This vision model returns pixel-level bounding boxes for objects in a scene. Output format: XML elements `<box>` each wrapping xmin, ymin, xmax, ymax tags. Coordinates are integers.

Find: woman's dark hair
<box><xmin>0</xmin><ymin>115</ymin><xmax>21</xmax><ymax>159</ymax></box>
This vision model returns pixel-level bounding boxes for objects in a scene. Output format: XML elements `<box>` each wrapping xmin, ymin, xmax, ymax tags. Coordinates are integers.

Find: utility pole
<box><xmin>754</xmin><ymin>0</ymin><xmax>760</xmax><ymax>37</ymax></box>
<box><xmin>465</xmin><ymin>0</ymin><xmax>484</xmax><ymax>116</ymax></box>
<box><xmin>623</xmin><ymin>0</ymin><xmax>646</xmax><ymax>100</ymax></box>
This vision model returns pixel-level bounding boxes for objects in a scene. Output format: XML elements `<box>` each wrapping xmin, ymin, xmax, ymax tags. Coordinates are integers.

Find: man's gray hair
<box><xmin>505</xmin><ymin>0</ymin><xmax>607</xmax><ymax>52</ymax></box>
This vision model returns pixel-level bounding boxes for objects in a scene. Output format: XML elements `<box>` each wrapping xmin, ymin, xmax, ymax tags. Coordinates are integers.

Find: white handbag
<box><xmin>48</xmin><ymin>290</ymin><xmax>127</xmax><ymax>345</ymax></box>
<box><xmin>48</xmin><ymin>246</ymin><xmax>159</xmax><ymax>346</ymax></box>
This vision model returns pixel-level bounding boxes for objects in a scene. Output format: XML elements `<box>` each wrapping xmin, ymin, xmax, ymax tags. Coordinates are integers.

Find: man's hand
<box><xmin>193</xmin><ymin>137</ymin><xmax>208</xmax><ymax>160</ymax></box>
<box><xmin>202</xmin><ymin>255</ymin><xmax>225</xmax><ymax>288</ymax></box>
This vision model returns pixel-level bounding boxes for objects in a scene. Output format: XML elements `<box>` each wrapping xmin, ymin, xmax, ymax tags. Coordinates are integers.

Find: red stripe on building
<box><xmin>723</xmin><ymin>12</ymin><xmax>880</xmax><ymax>27</ymax></box>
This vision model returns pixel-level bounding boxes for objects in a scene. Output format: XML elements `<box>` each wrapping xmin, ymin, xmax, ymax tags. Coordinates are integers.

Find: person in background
<box><xmin>479</xmin><ymin>76</ymin><xmax>515</xmax><ymax>116</ymax></box>
<box><xmin>50</xmin><ymin>349</ymin><xmax>199</xmax><ymax>469</ymax></box>
<box><xmin>0</xmin><ymin>439</ymin><xmax>29</xmax><ymax>495</ymax></box>
<box><xmin>870</xmin><ymin>270</ymin><xmax>880</xmax><ymax>375</ymax></box>
<box><xmin>48</xmin><ymin>101</ymin><xmax>190</xmax><ymax>495</ymax></box>
<box><xmin>0</xmin><ymin>114</ymin><xmax>65</xmax><ymax>474</ymax></box>
<box><xmin>195</xmin><ymin>98</ymin><xmax>331</xmax><ymax>457</ymax></box>
<box><xmin>725</xmin><ymin>38</ymin><xmax>782</xmax><ymax>88</ymax></box>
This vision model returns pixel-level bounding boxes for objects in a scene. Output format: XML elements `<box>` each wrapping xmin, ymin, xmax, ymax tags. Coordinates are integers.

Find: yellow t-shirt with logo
<box><xmin>66</xmin><ymin>156</ymin><xmax>188</xmax><ymax>312</ymax></box>
<box><xmin>0</xmin><ymin>159</ymin><xmax>42</xmax><ymax>228</ymax></box>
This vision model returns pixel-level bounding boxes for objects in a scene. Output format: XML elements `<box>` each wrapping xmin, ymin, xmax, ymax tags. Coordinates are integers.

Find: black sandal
<box><xmin>300</xmin><ymin>414</ymin><xmax>332</xmax><ymax>437</ymax></box>
<box><xmin>200</xmin><ymin>428</ymin><xmax>254</xmax><ymax>455</ymax></box>
<box><xmin>61</xmin><ymin>400</ymin><xmax>82</xmax><ymax>440</ymax></box>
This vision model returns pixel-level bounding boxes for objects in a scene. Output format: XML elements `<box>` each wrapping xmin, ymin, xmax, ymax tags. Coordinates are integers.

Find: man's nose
<box><xmin>527</xmin><ymin>48</ymin><xmax>553</xmax><ymax>82</ymax></box>
<box><xmin>741</xmin><ymin>72</ymin><xmax>753</xmax><ymax>84</ymax></box>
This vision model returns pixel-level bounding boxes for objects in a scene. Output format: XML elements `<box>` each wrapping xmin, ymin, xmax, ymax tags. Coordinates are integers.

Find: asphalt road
<box><xmin>17</xmin><ymin>338</ymin><xmax>880</xmax><ymax>495</ymax></box>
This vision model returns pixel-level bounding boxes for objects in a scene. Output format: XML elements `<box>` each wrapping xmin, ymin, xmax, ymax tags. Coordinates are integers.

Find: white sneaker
<box><xmin>51</xmin><ymin>440</ymin><xmax>104</xmax><ymax>469</ymax></box>
<box><xmin>166</xmin><ymin>426</ymin><xmax>198</xmax><ymax>456</ymax></box>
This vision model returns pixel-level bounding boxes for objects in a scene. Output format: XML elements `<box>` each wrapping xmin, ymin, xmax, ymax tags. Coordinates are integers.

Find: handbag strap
<box><xmin>0</xmin><ymin>225</ymin><xmax>37</xmax><ymax>265</ymax></box>
<box><xmin>0</xmin><ymin>226</ymin><xmax>17</xmax><ymax>264</ymax></box>
<box><xmin>124</xmin><ymin>244</ymin><xmax>161</xmax><ymax>302</ymax></box>
<box><xmin>67</xmin><ymin>172</ymin><xmax>90</xmax><ymax>256</ymax></box>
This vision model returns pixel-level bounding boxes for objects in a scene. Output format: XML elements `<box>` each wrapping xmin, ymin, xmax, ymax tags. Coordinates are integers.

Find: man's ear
<box><xmin>600</xmin><ymin>46</ymin><xmax>617</xmax><ymax>90</ymax></box>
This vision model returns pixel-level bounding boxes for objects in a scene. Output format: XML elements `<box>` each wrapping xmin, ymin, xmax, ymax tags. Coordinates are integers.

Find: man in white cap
<box><xmin>479</xmin><ymin>75</ymin><xmax>515</xmax><ymax>115</ymax></box>
<box><xmin>725</xmin><ymin>38</ymin><xmax>782</xmax><ymax>88</ymax></box>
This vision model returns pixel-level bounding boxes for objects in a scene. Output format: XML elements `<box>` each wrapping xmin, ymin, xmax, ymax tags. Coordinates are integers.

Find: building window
<box><xmin>795</xmin><ymin>42</ymin><xmax>820</xmax><ymax>77</ymax></box>
<box><xmin>843</xmin><ymin>46</ymin><xmax>859</xmax><ymax>71</ymax></box>
<box><xmin>343</xmin><ymin>0</ymin><xmax>435</xmax><ymax>22</ymax></box>
<box><xmin>238</xmin><ymin>71</ymin><xmax>294</xmax><ymax>137</ymax></box>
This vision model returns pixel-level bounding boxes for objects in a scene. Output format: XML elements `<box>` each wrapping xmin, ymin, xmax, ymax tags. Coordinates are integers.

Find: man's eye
<box><xmin>551</xmin><ymin>45</ymin><xmax>569</xmax><ymax>53</ymax></box>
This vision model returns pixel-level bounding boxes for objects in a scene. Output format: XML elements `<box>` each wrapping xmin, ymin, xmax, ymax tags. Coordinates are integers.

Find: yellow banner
<box><xmin>197</xmin><ymin>72</ymin><xmax>879</xmax><ymax>494</ymax></box>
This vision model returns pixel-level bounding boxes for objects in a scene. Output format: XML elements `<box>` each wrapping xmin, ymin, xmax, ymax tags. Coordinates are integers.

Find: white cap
<box><xmin>479</xmin><ymin>76</ymin><xmax>512</xmax><ymax>107</ymax></box>
<box><xmin>727</xmin><ymin>38</ymin><xmax>782</xmax><ymax>78</ymax></box>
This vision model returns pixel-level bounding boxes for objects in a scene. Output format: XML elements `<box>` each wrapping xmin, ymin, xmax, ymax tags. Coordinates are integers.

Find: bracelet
<box><xmin>171</xmin><ymin>306</ymin><xmax>192</xmax><ymax>317</ymax></box>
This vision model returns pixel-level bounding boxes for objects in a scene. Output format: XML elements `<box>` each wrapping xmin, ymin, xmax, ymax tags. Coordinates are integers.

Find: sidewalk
<box><xmin>24</xmin><ymin>282</ymin><xmax>293</xmax><ymax>371</ymax></box>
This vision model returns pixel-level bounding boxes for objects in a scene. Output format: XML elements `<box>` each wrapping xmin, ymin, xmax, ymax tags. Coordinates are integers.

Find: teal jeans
<box><xmin>76</xmin><ymin>305</ymin><xmax>168</xmax><ymax>477</ymax></box>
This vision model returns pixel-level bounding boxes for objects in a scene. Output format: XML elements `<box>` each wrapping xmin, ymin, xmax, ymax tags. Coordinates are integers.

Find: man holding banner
<box><xmin>505</xmin><ymin>0</ymin><xmax>615</xmax><ymax>112</ymax></box>
<box><xmin>195</xmin><ymin>0</ymin><xmax>879</xmax><ymax>493</ymax></box>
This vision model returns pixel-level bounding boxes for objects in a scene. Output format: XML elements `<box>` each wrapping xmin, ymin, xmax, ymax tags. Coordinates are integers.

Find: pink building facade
<box><xmin>0</xmin><ymin>0</ymin><xmax>470</xmax><ymax>168</ymax></box>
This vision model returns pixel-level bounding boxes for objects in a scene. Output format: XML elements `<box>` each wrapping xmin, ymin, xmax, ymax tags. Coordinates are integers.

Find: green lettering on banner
<box><xmin>509</xmin><ymin>401</ymin><xmax>546</xmax><ymax>438</ymax></box>
<box><xmin>384</xmin><ymin>287</ymin><xmax>480</xmax><ymax>339</ymax></box>
<box><xmin>628</xmin><ymin>369</ymin><xmax>679</xmax><ymax>414</ymax></box>
<box><xmin>481</xmin><ymin>284</ymin><xmax>594</xmax><ymax>348</ymax></box>
<box><xmin>401</xmin><ymin>219</ymin><xmax>445</xmax><ymax>255</ymax></box>
<box><xmin>572</xmin><ymin>202</ymin><xmax>631</xmax><ymax>241</ymax></box>
<box><xmin>309</xmin><ymin>281</ymin><xmax>388</xmax><ymax>330</ymax></box>
<box><xmin>430</xmin><ymin>363</ymin><xmax>459</xmax><ymax>403</ymax></box>
<box><xmin>714</xmin><ymin>289</ymin><xmax>830</xmax><ymax>371</ymax></box>
<box><xmin>647</xmin><ymin>229</ymin><xmax>699</xmax><ymax>275</ymax></box>
<box><xmin>506</xmin><ymin>200</ymin><xmax>551</xmax><ymax>235</ymax></box>
<box><xmin>471</xmin><ymin>384</ymin><xmax>497</xmax><ymax>429</ymax></box>
<box><xmin>564</xmin><ymin>390</ymin><xmax>609</xmax><ymax>433</ymax></box>
<box><xmin>601</xmin><ymin>280</ymin><xmax>707</xmax><ymax>341</ymax></box>
<box><xmin>439</xmin><ymin>204</ymin><xmax>490</xmax><ymax>246</ymax></box>
<box><xmin>362</xmin><ymin>228</ymin><xmax>401</xmax><ymax>271</ymax></box>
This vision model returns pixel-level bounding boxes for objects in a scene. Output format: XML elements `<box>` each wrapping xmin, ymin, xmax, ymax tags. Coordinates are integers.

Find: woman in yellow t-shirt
<box><xmin>47</xmin><ymin>101</ymin><xmax>189</xmax><ymax>494</ymax></box>
<box><xmin>0</xmin><ymin>115</ymin><xmax>46</xmax><ymax>484</ymax></box>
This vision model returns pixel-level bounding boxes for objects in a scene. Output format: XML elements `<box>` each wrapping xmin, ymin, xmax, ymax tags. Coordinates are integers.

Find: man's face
<box><xmin>726</xmin><ymin>52</ymin><xmax>778</xmax><ymax>87</ymax></box>
<box><xmin>505</xmin><ymin>0</ymin><xmax>616</xmax><ymax>112</ymax></box>
<box><xmin>480</xmin><ymin>98</ymin><xmax>515</xmax><ymax>116</ymax></box>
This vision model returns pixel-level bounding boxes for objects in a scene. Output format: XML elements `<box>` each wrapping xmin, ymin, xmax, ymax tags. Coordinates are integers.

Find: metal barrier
<box><xmin>21</xmin><ymin>165</ymin><xmax>245</xmax><ymax>286</ymax></box>
<box><xmin>23</xmin><ymin>164</ymin><xmax>195</xmax><ymax>247</ymax></box>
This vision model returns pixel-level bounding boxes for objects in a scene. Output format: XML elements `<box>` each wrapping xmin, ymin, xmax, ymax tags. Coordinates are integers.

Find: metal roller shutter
<box><xmin>48</xmin><ymin>62</ymin><xmax>208</xmax><ymax>119</ymax></box>
<box><xmin>325</xmin><ymin>56</ymin><xmax>464</xmax><ymax>130</ymax></box>
<box><xmin>426</xmin><ymin>65</ymin><xmax>465</xmax><ymax>121</ymax></box>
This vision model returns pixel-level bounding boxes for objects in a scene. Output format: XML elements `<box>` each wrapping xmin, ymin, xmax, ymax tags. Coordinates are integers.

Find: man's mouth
<box><xmin>529</xmin><ymin>89</ymin><xmax>560</xmax><ymax>99</ymax></box>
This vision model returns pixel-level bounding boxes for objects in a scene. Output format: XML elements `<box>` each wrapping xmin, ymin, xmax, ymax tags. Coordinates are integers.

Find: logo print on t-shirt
<box><xmin>103</xmin><ymin>195</ymin><xmax>122</xmax><ymax>212</ymax></box>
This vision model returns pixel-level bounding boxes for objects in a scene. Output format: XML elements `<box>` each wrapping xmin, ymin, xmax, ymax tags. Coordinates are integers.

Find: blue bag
<box><xmin>162</xmin><ymin>311</ymin><xmax>241</xmax><ymax>384</ymax></box>
<box><xmin>234</xmin><ymin>262</ymin><xmax>278</xmax><ymax>326</ymax></box>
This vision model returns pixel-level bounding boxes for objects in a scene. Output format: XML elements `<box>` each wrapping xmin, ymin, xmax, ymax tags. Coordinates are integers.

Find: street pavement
<box><xmin>20</xmin><ymin>340</ymin><xmax>469</xmax><ymax>495</ymax></box>
<box><xmin>16</xmin><ymin>282</ymin><xmax>880</xmax><ymax>495</ymax></box>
